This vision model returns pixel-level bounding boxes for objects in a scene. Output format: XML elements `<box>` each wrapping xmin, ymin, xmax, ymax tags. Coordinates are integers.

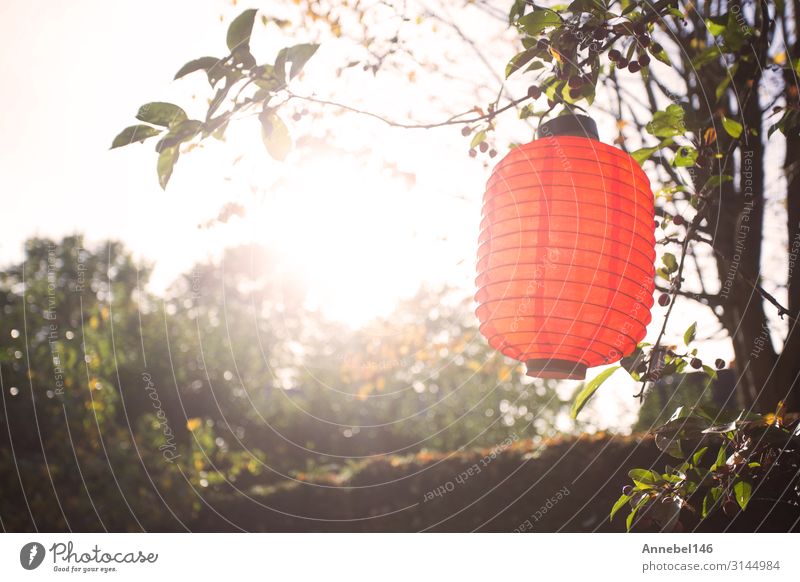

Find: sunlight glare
<box><xmin>250</xmin><ymin>154</ymin><xmax>431</xmax><ymax>327</ymax></box>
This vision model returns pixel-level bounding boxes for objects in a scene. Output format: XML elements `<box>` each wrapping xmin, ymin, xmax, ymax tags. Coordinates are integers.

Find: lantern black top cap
<box><xmin>537</xmin><ymin>114</ymin><xmax>599</xmax><ymax>141</ymax></box>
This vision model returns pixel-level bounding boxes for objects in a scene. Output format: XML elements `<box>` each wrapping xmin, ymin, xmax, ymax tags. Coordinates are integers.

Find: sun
<box><xmin>245</xmin><ymin>153</ymin><xmax>435</xmax><ymax>326</ymax></box>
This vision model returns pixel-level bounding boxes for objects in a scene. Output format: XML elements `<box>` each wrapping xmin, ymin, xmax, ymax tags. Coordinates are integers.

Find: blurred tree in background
<box><xmin>0</xmin><ymin>236</ymin><xmax>572</xmax><ymax>530</ymax></box>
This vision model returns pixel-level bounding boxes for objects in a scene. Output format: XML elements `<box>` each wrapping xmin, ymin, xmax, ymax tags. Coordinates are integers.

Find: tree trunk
<box><xmin>778</xmin><ymin>0</ymin><xmax>800</xmax><ymax>411</ymax></box>
<box><xmin>707</xmin><ymin>27</ymin><xmax>781</xmax><ymax>412</ymax></box>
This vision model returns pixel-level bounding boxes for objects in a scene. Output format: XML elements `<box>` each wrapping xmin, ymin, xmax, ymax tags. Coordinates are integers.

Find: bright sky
<box><xmin>4</xmin><ymin>0</ymin><xmax>786</xmax><ymax>428</ymax></box>
<box><xmin>0</xmin><ymin>0</ymin><xmax>501</xmax><ymax>324</ymax></box>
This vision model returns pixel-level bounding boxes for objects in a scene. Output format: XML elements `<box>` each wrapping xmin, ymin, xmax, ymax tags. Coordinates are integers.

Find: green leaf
<box><xmin>156</xmin><ymin>145</ymin><xmax>179</xmax><ymax>190</ymax></box>
<box><xmin>274</xmin><ymin>43</ymin><xmax>320</xmax><ymax>84</ymax></box>
<box><xmin>711</xmin><ymin>445</ymin><xmax>728</xmax><ymax>470</ymax></box>
<box><xmin>505</xmin><ymin>48</ymin><xmax>537</xmax><ymax>78</ymax></box>
<box><xmin>715</xmin><ymin>66</ymin><xmax>737</xmax><ymax>100</ymax></box>
<box><xmin>702</xmin><ymin>487</ymin><xmax>722</xmax><ymax>517</ymax></box>
<box><xmin>226</xmin><ymin>8</ymin><xmax>258</xmax><ymax>51</ymax></box>
<box><xmin>524</xmin><ymin>61</ymin><xmax>546</xmax><ymax>72</ymax></box>
<box><xmin>646</xmin><ymin>104</ymin><xmax>685</xmax><ymax>138</ymax></box>
<box><xmin>683</xmin><ymin>322</ymin><xmax>697</xmax><ymax>346</ymax></box>
<box><xmin>733</xmin><ymin>478</ymin><xmax>752</xmax><ymax>510</ymax></box>
<box><xmin>470</xmin><ymin>130</ymin><xmax>487</xmax><ymax>149</ymax></box>
<box><xmin>155</xmin><ymin>119</ymin><xmax>203</xmax><ymax>151</ymax></box>
<box><xmin>702</xmin><ymin>365</ymin><xmax>718</xmax><ymax>380</ymax></box>
<box><xmin>722</xmin><ymin>13</ymin><xmax>751</xmax><ymax>51</ymax></box>
<box><xmin>651</xmin><ymin>45</ymin><xmax>671</xmax><ymax>66</ymax></box>
<box><xmin>692</xmin><ymin>446</ymin><xmax>708</xmax><ymax>466</ymax></box>
<box><xmin>653</xmin><ymin>416</ymin><xmax>710</xmax><ymax>458</ymax></box>
<box><xmin>259</xmin><ymin>109</ymin><xmax>291</xmax><ymax>161</ymax></box>
<box><xmin>626</xmin><ymin>496</ymin><xmax>649</xmax><ymax>531</ymax></box>
<box><xmin>174</xmin><ymin>56</ymin><xmax>224</xmax><ymax>85</ymax></box>
<box><xmin>662</xmin><ymin>252</ymin><xmax>678</xmax><ymax>274</ymax></box>
<box><xmin>673</xmin><ymin>146</ymin><xmax>698</xmax><ymax>167</ymax></box>
<box><xmin>610</xmin><ymin>493</ymin><xmax>632</xmax><ymax>522</ymax></box>
<box><xmin>628</xmin><ymin>468</ymin><xmax>661</xmax><ymax>488</ymax></box>
<box><xmin>701</xmin><ymin>174</ymin><xmax>733</xmax><ymax>193</ymax></box>
<box><xmin>517</xmin><ymin>8</ymin><xmax>561</xmax><ymax>35</ymax></box>
<box><xmin>705</xmin><ymin>14</ymin><xmax>728</xmax><ymax>36</ymax></box>
<box><xmin>570</xmin><ymin>366</ymin><xmax>620</xmax><ymax>419</ymax></box>
<box><xmin>136</xmin><ymin>102</ymin><xmax>187</xmax><ymax>128</ymax></box>
<box><xmin>721</xmin><ymin>116</ymin><xmax>743</xmax><ymax>138</ymax></box>
<box><xmin>692</xmin><ymin>46</ymin><xmax>722</xmax><ymax>69</ymax></box>
<box><xmin>110</xmin><ymin>125</ymin><xmax>161</xmax><ymax>149</ymax></box>
<box><xmin>631</xmin><ymin>146</ymin><xmax>659</xmax><ymax>165</ymax></box>
<box><xmin>508</xmin><ymin>0</ymin><xmax>527</xmax><ymax>24</ymax></box>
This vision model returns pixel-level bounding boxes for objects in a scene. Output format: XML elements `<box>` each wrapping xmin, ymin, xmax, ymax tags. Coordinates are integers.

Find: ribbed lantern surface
<box><xmin>475</xmin><ymin>115</ymin><xmax>655</xmax><ymax>380</ymax></box>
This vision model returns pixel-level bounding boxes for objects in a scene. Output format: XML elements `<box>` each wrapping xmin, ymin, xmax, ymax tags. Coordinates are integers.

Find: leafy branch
<box><xmin>111</xmin><ymin>9</ymin><xmax>320</xmax><ymax>188</ymax></box>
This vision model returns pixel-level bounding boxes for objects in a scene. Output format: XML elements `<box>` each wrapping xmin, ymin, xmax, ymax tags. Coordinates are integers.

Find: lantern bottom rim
<box><xmin>525</xmin><ymin>359</ymin><xmax>587</xmax><ymax>380</ymax></box>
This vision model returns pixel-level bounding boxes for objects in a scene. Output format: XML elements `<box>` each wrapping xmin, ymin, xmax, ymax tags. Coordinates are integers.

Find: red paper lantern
<box><xmin>475</xmin><ymin>115</ymin><xmax>655</xmax><ymax>380</ymax></box>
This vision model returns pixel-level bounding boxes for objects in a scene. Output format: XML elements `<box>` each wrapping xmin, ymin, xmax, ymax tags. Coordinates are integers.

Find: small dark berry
<box><xmin>468</xmin><ymin>149</ymin><xmax>477</xmax><ymax>158</ymax></box>
<box><xmin>715</xmin><ymin>358</ymin><xmax>725</xmax><ymax>369</ymax></box>
<box><xmin>639</xmin><ymin>54</ymin><xmax>651</xmax><ymax>66</ymax></box>
<box><xmin>461</xmin><ymin>126</ymin><xmax>472</xmax><ymax>136</ymax></box>
<box><xmin>723</xmin><ymin>500</ymin><xmax>738</xmax><ymax>516</ymax></box>
<box><xmin>479</xmin><ymin>142</ymin><xmax>489</xmax><ymax>153</ymax></box>
<box><xmin>489</xmin><ymin>149</ymin><xmax>497</xmax><ymax>158</ymax></box>
<box><xmin>593</xmin><ymin>27</ymin><xmax>607</xmax><ymax>40</ymax></box>
<box><xmin>537</xmin><ymin>38</ymin><xmax>549</xmax><ymax>50</ymax></box>
<box><xmin>628</xmin><ymin>61</ymin><xmax>641</xmax><ymax>73</ymax></box>
<box><xmin>569</xmin><ymin>87</ymin><xmax>582</xmax><ymax>99</ymax></box>
<box><xmin>638</xmin><ymin>35</ymin><xmax>651</xmax><ymax>48</ymax></box>
<box><xmin>633</xmin><ymin>21</ymin><xmax>646</xmax><ymax>35</ymax></box>
<box><xmin>690</xmin><ymin>357</ymin><xmax>702</xmax><ymax>369</ymax></box>
<box><xmin>527</xmin><ymin>85</ymin><xmax>542</xmax><ymax>99</ymax></box>
<box><xmin>658</xmin><ymin>293</ymin><xmax>671</xmax><ymax>307</ymax></box>
<box><xmin>622</xmin><ymin>485</ymin><xmax>633</xmax><ymax>496</ymax></box>
<box><xmin>568</xmin><ymin>75</ymin><xmax>583</xmax><ymax>88</ymax></box>
<box><xmin>617</xmin><ymin>59</ymin><xmax>628</xmax><ymax>69</ymax></box>
<box><xmin>608</xmin><ymin>49</ymin><xmax>622</xmax><ymax>61</ymax></box>
<box><xmin>673</xmin><ymin>215</ymin><xmax>685</xmax><ymax>226</ymax></box>
<box><xmin>654</xmin><ymin>219</ymin><xmax>660</xmax><ymax>229</ymax></box>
